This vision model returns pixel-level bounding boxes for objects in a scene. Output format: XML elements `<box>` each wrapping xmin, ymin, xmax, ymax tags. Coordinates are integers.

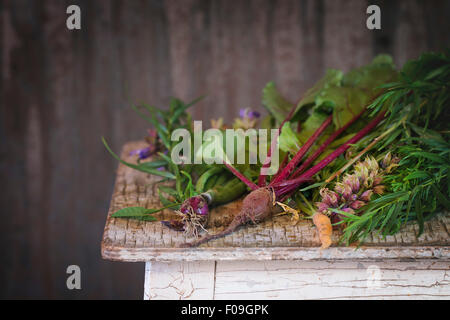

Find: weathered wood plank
<box><xmin>101</xmin><ymin>141</ymin><xmax>450</xmax><ymax>262</ymax></box>
<box><xmin>144</xmin><ymin>260</ymin><xmax>450</xmax><ymax>300</ymax></box>
<box><xmin>213</xmin><ymin>260</ymin><xmax>450</xmax><ymax>300</ymax></box>
<box><xmin>144</xmin><ymin>261</ymin><xmax>215</xmax><ymax>300</ymax></box>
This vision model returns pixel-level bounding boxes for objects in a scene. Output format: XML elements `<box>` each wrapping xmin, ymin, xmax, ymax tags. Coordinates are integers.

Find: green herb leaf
<box><xmin>158</xmin><ymin>189</ymin><xmax>178</xmax><ymax>206</ymax></box>
<box><xmin>102</xmin><ymin>137</ymin><xmax>176</xmax><ymax>179</ymax></box>
<box><xmin>112</xmin><ymin>207</ymin><xmax>158</xmax><ymax>220</ymax></box>
<box><xmin>415</xmin><ymin>196</ymin><xmax>424</xmax><ymax>237</ymax></box>
<box><xmin>170</xmin><ymin>96</ymin><xmax>205</xmax><ymax>124</ymax></box>
<box><xmin>138</xmin><ymin>159</ymin><xmax>168</xmax><ymax>168</ymax></box>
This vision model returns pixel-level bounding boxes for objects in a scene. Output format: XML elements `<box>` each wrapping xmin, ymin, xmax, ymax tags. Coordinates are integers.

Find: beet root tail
<box><xmin>182</xmin><ymin>216</ymin><xmax>244</xmax><ymax>247</ymax></box>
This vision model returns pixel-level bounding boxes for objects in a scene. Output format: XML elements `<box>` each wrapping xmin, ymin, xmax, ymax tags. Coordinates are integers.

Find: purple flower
<box><xmin>131</xmin><ymin>129</ymin><xmax>162</xmax><ymax>160</ymax></box>
<box><xmin>248</xmin><ymin>111</ymin><xmax>260</xmax><ymax>119</ymax></box>
<box><xmin>239</xmin><ymin>108</ymin><xmax>261</xmax><ymax>120</ymax></box>
<box><xmin>334</xmin><ymin>182</ymin><xmax>352</xmax><ymax>201</ymax></box>
<box><xmin>316</xmin><ymin>156</ymin><xmax>392</xmax><ymax>224</ymax></box>
<box><xmin>319</xmin><ymin>188</ymin><xmax>339</xmax><ymax>207</ymax></box>
<box><xmin>350</xmin><ymin>200</ymin><xmax>366</xmax><ymax>210</ymax></box>
<box><xmin>315</xmin><ymin>202</ymin><xmax>330</xmax><ymax>213</ymax></box>
<box><xmin>343</xmin><ymin>175</ymin><xmax>360</xmax><ymax>193</ymax></box>
<box><xmin>129</xmin><ymin>146</ymin><xmax>152</xmax><ymax>160</ymax></box>
<box><xmin>360</xmin><ymin>190</ymin><xmax>373</xmax><ymax>202</ymax></box>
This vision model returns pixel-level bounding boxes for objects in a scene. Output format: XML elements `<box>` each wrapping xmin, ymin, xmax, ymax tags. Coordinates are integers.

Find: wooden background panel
<box><xmin>1</xmin><ymin>0</ymin><xmax>449</xmax><ymax>299</ymax></box>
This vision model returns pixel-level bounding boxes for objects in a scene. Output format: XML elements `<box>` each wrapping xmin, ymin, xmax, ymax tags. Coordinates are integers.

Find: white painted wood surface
<box><xmin>144</xmin><ymin>260</ymin><xmax>450</xmax><ymax>300</ymax></box>
<box><xmin>144</xmin><ymin>261</ymin><xmax>215</xmax><ymax>300</ymax></box>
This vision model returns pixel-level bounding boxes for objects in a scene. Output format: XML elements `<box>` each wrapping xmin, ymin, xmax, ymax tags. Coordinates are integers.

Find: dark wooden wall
<box><xmin>1</xmin><ymin>0</ymin><xmax>449</xmax><ymax>299</ymax></box>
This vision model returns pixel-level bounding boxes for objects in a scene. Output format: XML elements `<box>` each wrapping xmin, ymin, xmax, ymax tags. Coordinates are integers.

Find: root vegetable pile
<box><xmin>184</xmin><ymin>103</ymin><xmax>387</xmax><ymax>247</ymax></box>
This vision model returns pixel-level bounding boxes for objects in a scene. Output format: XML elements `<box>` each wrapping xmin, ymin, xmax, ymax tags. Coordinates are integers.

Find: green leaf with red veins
<box><xmin>261</xmin><ymin>81</ymin><xmax>294</xmax><ymax>124</ymax></box>
<box><xmin>262</xmin><ymin>70</ymin><xmax>343</xmax><ymax>124</ymax></box>
<box><xmin>297</xmin><ymin>69</ymin><xmax>343</xmax><ymax>108</ymax></box>
<box><xmin>315</xmin><ymin>87</ymin><xmax>369</xmax><ymax>130</ymax></box>
<box><xmin>342</xmin><ymin>54</ymin><xmax>397</xmax><ymax>90</ymax></box>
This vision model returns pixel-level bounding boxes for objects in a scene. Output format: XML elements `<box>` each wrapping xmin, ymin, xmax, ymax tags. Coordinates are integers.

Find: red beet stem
<box><xmin>271</xmin><ymin>152</ymin><xmax>289</xmax><ymax>182</ymax></box>
<box><xmin>269</xmin><ymin>115</ymin><xmax>333</xmax><ymax>186</ymax></box>
<box><xmin>290</xmin><ymin>107</ymin><xmax>366</xmax><ymax>179</ymax></box>
<box><xmin>273</xmin><ymin>110</ymin><xmax>386</xmax><ymax>194</ymax></box>
<box><xmin>224</xmin><ymin>162</ymin><xmax>258</xmax><ymax>190</ymax></box>
<box><xmin>258</xmin><ymin>103</ymin><xmax>298</xmax><ymax>186</ymax></box>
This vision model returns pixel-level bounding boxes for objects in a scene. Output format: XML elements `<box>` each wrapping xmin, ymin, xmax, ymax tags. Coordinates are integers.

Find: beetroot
<box><xmin>184</xmin><ymin>188</ymin><xmax>275</xmax><ymax>247</ymax></box>
<box><xmin>164</xmin><ymin>195</ymin><xmax>210</xmax><ymax>237</ymax></box>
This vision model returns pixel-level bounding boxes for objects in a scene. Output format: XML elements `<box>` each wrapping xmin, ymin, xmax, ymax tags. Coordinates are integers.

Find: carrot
<box><xmin>312</xmin><ymin>212</ymin><xmax>333</xmax><ymax>249</ymax></box>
